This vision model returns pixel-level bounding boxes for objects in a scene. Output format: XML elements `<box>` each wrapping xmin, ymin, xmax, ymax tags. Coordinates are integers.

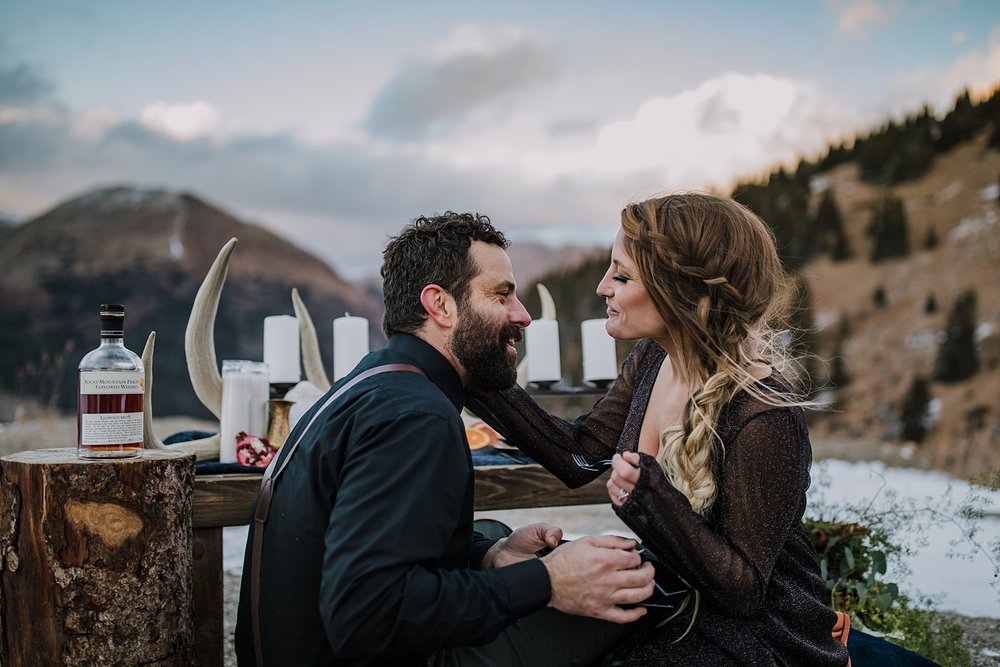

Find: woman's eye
<box><xmin>613</xmin><ymin>274</ymin><xmax>629</xmax><ymax>283</ymax></box>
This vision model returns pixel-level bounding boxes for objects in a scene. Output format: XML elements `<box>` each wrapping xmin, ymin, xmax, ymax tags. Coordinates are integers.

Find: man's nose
<box><xmin>510</xmin><ymin>297</ymin><xmax>532</xmax><ymax>328</ymax></box>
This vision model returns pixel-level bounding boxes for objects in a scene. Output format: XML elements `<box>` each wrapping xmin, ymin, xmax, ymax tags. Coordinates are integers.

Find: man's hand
<box><xmin>481</xmin><ymin>522</ymin><xmax>563</xmax><ymax>569</ymax></box>
<box><xmin>541</xmin><ymin>535</ymin><xmax>655</xmax><ymax>623</ymax></box>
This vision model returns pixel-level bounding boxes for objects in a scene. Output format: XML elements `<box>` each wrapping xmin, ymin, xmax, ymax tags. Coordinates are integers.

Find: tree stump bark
<box><xmin>0</xmin><ymin>448</ymin><xmax>196</xmax><ymax>666</ymax></box>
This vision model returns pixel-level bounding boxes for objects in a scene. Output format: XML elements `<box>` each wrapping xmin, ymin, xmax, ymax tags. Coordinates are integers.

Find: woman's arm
<box><xmin>465</xmin><ymin>340</ymin><xmax>651</xmax><ymax>487</ymax></box>
<box><xmin>613</xmin><ymin>407</ymin><xmax>812</xmax><ymax>615</ymax></box>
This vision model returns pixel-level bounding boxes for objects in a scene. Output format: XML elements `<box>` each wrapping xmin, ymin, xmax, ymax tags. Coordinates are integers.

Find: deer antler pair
<box><xmin>143</xmin><ymin>238</ymin><xmax>336</xmax><ymax>459</ymax></box>
<box><xmin>141</xmin><ymin>238</ymin><xmax>234</xmax><ymax>459</ymax></box>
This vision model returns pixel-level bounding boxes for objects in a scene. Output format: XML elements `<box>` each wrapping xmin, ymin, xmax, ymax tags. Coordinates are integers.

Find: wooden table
<box><xmin>191</xmin><ymin>464</ymin><xmax>611</xmax><ymax>666</ymax></box>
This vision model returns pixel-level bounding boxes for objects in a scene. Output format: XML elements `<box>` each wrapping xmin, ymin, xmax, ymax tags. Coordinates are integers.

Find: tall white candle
<box><xmin>581</xmin><ymin>318</ymin><xmax>618</xmax><ymax>384</ymax></box>
<box><xmin>263</xmin><ymin>315</ymin><xmax>301</xmax><ymax>384</ymax></box>
<box><xmin>219</xmin><ymin>360</ymin><xmax>269</xmax><ymax>463</ymax></box>
<box><xmin>525</xmin><ymin>319</ymin><xmax>561</xmax><ymax>384</ymax></box>
<box><xmin>333</xmin><ymin>314</ymin><xmax>369</xmax><ymax>381</ymax></box>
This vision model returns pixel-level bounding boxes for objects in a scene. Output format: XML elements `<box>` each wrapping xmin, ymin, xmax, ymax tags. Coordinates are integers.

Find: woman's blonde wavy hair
<box><xmin>621</xmin><ymin>193</ymin><xmax>801</xmax><ymax>515</ymax></box>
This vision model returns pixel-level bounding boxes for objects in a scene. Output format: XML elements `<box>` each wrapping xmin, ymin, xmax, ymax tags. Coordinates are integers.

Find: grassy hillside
<box><xmin>523</xmin><ymin>128</ymin><xmax>999</xmax><ymax>480</ymax></box>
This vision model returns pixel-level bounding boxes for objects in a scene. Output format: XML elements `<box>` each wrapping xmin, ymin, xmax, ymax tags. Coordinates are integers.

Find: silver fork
<box><xmin>570</xmin><ymin>451</ymin><xmax>613</xmax><ymax>471</ymax></box>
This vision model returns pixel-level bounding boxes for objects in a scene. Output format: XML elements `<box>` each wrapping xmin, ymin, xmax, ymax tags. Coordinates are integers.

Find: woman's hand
<box><xmin>482</xmin><ymin>522</ymin><xmax>563</xmax><ymax>569</ymax></box>
<box><xmin>608</xmin><ymin>452</ymin><xmax>641</xmax><ymax>507</ymax></box>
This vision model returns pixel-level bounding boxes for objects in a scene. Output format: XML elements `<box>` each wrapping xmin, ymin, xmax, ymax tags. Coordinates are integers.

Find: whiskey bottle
<box><xmin>77</xmin><ymin>304</ymin><xmax>144</xmax><ymax>459</ymax></box>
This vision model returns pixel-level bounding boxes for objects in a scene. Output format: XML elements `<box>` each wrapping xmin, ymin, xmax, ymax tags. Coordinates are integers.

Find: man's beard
<box><xmin>451</xmin><ymin>303</ymin><xmax>521</xmax><ymax>391</ymax></box>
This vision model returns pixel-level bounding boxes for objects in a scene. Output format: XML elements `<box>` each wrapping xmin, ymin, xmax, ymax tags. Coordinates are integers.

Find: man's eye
<box><xmin>613</xmin><ymin>274</ymin><xmax>629</xmax><ymax>283</ymax></box>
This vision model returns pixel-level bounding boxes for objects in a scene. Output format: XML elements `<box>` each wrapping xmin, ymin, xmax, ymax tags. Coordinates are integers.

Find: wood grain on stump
<box><xmin>0</xmin><ymin>448</ymin><xmax>196</xmax><ymax>666</ymax></box>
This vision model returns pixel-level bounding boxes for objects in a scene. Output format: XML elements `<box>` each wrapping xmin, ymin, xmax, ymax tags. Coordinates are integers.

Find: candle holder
<box><xmin>527</xmin><ymin>380</ymin><xmax>560</xmax><ymax>390</ymax></box>
<box><xmin>267</xmin><ymin>399</ymin><xmax>295</xmax><ymax>449</ymax></box>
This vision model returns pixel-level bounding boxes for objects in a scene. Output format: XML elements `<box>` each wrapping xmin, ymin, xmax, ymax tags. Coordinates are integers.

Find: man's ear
<box><xmin>420</xmin><ymin>284</ymin><xmax>457</xmax><ymax>329</ymax></box>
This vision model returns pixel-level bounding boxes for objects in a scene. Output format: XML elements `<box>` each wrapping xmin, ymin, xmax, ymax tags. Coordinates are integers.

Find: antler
<box><xmin>184</xmin><ymin>238</ymin><xmax>236</xmax><ymax>419</ymax></box>
<box><xmin>142</xmin><ymin>330</ymin><xmax>220</xmax><ymax>460</ymax></box>
<box><xmin>292</xmin><ymin>288</ymin><xmax>331</xmax><ymax>392</ymax></box>
<box><xmin>537</xmin><ymin>283</ymin><xmax>556</xmax><ymax>320</ymax></box>
<box><xmin>142</xmin><ymin>331</ymin><xmax>169</xmax><ymax>452</ymax></box>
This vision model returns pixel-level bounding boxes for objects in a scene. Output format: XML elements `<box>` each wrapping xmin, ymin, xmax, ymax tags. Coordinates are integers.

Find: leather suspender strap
<box><xmin>251</xmin><ymin>363</ymin><xmax>426</xmax><ymax>667</ymax></box>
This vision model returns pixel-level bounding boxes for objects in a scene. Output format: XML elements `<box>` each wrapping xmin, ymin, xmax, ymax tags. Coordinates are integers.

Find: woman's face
<box><xmin>596</xmin><ymin>229</ymin><xmax>669</xmax><ymax>342</ymax></box>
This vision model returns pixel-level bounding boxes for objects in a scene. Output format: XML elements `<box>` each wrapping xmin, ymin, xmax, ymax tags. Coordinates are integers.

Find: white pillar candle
<box><xmin>581</xmin><ymin>318</ymin><xmax>618</xmax><ymax>384</ymax></box>
<box><xmin>333</xmin><ymin>314</ymin><xmax>369</xmax><ymax>381</ymax></box>
<box><xmin>263</xmin><ymin>315</ymin><xmax>301</xmax><ymax>384</ymax></box>
<box><xmin>525</xmin><ymin>319</ymin><xmax>561</xmax><ymax>384</ymax></box>
<box><xmin>219</xmin><ymin>360</ymin><xmax>270</xmax><ymax>463</ymax></box>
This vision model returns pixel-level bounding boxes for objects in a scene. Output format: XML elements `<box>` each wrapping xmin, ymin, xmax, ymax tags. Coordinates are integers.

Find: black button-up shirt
<box><xmin>235</xmin><ymin>333</ymin><xmax>550</xmax><ymax>666</ymax></box>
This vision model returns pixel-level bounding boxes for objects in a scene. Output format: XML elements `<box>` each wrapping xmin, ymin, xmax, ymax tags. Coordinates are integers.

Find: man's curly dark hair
<box><xmin>381</xmin><ymin>212</ymin><xmax>509</xmax><ymax>337</ymax></box>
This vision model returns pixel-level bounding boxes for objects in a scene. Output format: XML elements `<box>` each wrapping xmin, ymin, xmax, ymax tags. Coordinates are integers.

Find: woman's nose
<box><xmin>596</xmin><ymin>270</ymin><xmax>613</xmax><ymax>297</ymax></box>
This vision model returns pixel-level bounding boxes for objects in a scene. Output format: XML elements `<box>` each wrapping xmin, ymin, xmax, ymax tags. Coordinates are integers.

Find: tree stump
<box><xmin>0</xmin><ymin>448</ymin><xmax>196</xmax><ymax>666</ymax></box>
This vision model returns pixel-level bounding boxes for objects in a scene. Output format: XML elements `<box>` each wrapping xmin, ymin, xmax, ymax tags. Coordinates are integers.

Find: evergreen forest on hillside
<box><xmin>521</xmin><ymin>86</ymin><xmax>1000</xmax><ymax>482</ymax></box>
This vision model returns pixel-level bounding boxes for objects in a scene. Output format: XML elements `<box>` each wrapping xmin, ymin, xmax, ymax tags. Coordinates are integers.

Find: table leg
<box><xmin>193</xmin><ymin>527</ymin><xmax>224</xmax><ymax>667</ymax></box>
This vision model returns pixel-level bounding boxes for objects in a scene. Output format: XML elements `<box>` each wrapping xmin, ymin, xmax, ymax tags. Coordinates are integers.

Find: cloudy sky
<box><xmin>1</xmin><ymin>1</ymin><xmax>998</xmax><ymax>278</ymax></box>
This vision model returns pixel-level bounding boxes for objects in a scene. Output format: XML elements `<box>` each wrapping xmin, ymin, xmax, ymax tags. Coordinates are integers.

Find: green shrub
<box><xmin>894</xmin><ymin>603</ymin><xmax>971</xmax><ymax>667</ymax></box>
<box><xmin>804</xmin><ymin>517</ymin><xmax>972</xmax><ymax>664</ymax></box>
<box><xmin>806</xmin><ymin>519</ymin><xmax>902</xmax><ymax>629</ymax></box>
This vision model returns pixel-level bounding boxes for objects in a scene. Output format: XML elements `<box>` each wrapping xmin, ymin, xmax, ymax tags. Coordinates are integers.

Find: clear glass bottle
<box><xmin>77</xmin><ymin>304</ymin><xmax>144</xmax><ymax>459</ymax></box>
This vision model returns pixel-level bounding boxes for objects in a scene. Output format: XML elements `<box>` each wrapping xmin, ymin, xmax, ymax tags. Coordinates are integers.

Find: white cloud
<box><xmin>139</xmin><ymin>100</ymin><xmax>221</xmax><ymax>141</ymax></box>
<box><xmin>364</xmin><ymin>22</ymin><xmax>557</xmax><ymax>141</ymax></box>
<box><xmin>826</xmin><ymin>0</ymin><xmax>899</xmax><ymax>38</ymax></box>
<box><xmin>530</xmin><ymin>72</ymin><xmax>864</xmax><ymax>191</ymax></box>
<box><xmin>72</xmin><ymin>107</ymin><xmax>122</xmax><ymax>139</ymax></box>
<box><xmin>887</xmin><ymin>28</ymin><xmax>1000</xmax><ymax>113</ymax></box>
<box><xmin>944</xmin><ymin>28</ymin><xmax>1000</xmax><ymax>100</ymax></box>
<box><xmin>429</xmin><ymin>22</ymin><xmax>542</xmax><ymax>60</ymax></box>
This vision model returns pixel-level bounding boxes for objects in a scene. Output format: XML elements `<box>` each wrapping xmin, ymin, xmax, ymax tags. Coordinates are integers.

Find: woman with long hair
<box><xmin>467</xmin><ymin>193</ymin><xmax>938</xmax><ymax>665</ymax></box>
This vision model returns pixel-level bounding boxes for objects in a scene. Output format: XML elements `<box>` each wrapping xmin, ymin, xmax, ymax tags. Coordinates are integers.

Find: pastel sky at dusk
<box><xmin>1</xmin><ymin>0</ymin><xmax>998</xmax><ymax>277</ymax></box>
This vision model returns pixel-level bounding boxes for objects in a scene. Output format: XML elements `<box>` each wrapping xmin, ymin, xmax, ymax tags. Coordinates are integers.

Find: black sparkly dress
<box><xmin>466</xmin><ymin>339</ymin><xmax>850</xmax><ymax>667</ymax></box>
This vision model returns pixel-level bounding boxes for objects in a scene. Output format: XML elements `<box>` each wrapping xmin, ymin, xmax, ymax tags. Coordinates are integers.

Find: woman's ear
<box><xmin>420</xmin><ymin>284</ymin><xmax>457</xmax><ymax>329</ymax></box>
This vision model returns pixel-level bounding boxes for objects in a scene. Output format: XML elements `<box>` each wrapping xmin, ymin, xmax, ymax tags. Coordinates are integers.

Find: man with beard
<box><xmin>235</xmin><ymin>212</ymin><xmax>655</xmax><ymax>666</ymax></box>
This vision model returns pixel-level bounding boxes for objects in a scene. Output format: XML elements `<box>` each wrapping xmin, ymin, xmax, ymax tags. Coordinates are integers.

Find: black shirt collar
<box><xmin>386</xmin><ymin>333</ymin><xmax>464</xmax><ymax>413</ymax></box>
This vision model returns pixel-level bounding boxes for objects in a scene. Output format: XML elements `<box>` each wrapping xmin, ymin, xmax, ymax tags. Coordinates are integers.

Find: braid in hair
<box><xmin>624</xmin><ymin>193</ymin><xmax>797</xmax><ymax>515</ymax></box>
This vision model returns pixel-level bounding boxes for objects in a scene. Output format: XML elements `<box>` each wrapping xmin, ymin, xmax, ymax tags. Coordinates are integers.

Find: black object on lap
<box><xmin>535</xmin><ymin>541</ymin><xmax>689</xmax><ymax>609</ymax></box>
<box><xmin>629</xmin><ymin>545</ymin><xmax>689</xmax><ymax>609</ymax></box>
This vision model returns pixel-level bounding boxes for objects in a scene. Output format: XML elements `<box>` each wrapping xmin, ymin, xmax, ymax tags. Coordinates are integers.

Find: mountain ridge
<box><xmin>0</xmin><ymin>186</ymin><xmax>382</xmax><ymax>418</ymax></box>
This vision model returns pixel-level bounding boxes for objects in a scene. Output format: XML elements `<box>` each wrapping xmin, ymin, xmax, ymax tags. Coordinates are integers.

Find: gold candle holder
<box><xmin>267</xmin><ymin>399</ymin><xmax>294</xmax><ymax>449</ymax></box>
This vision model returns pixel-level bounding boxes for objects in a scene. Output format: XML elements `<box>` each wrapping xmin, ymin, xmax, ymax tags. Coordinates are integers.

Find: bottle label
<box><xmin>80</xmin><ymin>371</ymin><xmax>144</xmax><ymax>395</ymax></box>
<box><xmin>80</xmin><ymin>413</ymin><xmax>144</xmax><ymax>446</ymax></box>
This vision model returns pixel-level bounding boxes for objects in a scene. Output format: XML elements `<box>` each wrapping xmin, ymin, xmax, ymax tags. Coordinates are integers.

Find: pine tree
<box><xmin>787</xmin><ymin>277</ymin><xmax>820</xmax><ymax>395</ymax></box>
<box><xmin>867</xmin><ymin>194</ymin><xmax>909</xmax><ymax>262</ymax></box>
<box><xmin>923</xmin><ymin>225</ymin><xmax>938</xmax><ymax>250</ymax></box>
<box><xmin>923</xmin><ymin>293</ymin><xmax>937</xmax><ymax>315</ymax></box>
<box><xmin>899</xmin><ymin>375</ymin><xmax>932</xmax><ymax>443</ymax></box>
<box><xmin>873</xmin><ymin>285</ymin><xmax>888</xmax><ymax>309</ymax></box>
<box><xmin>936</xmin><ymin>89</ymin><xmax>977</xmax><ymax>151</ymax></box>
<box><xmin>933</xmin><ymin>290</ymin><xmax>979</xmax><ymax>382</ymax></box>
<box><xmin>829</xmin><ymin>347</ymin><xmax>851</xmax><ymax>389</ymax></box>
<box><xmin>814</xmin><ymin>189</ymin><xmax>853</xmax><ymax>261</ymax></box>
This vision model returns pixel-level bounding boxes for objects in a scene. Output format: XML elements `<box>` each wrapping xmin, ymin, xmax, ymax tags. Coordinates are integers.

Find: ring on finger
<box><xmin>617</xmin><ymin>488</ymin><xmax>629</xmax><ymax>501</ymax></box>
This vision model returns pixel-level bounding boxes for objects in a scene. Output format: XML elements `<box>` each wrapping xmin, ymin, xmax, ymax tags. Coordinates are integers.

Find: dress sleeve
<box><xmin>614</xmin><ymin>407</ymin><xmax>812</xmax><ymax>616</ymax></box>
<box><xmin>319</xmin><ymin>409</ymin><xmax>550</xmax><ymax>659</ymax></box>
<box><xmin>465</xmin><ymin>341</ymin><xmax>645</xmax><ymax>488</ymax></box>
